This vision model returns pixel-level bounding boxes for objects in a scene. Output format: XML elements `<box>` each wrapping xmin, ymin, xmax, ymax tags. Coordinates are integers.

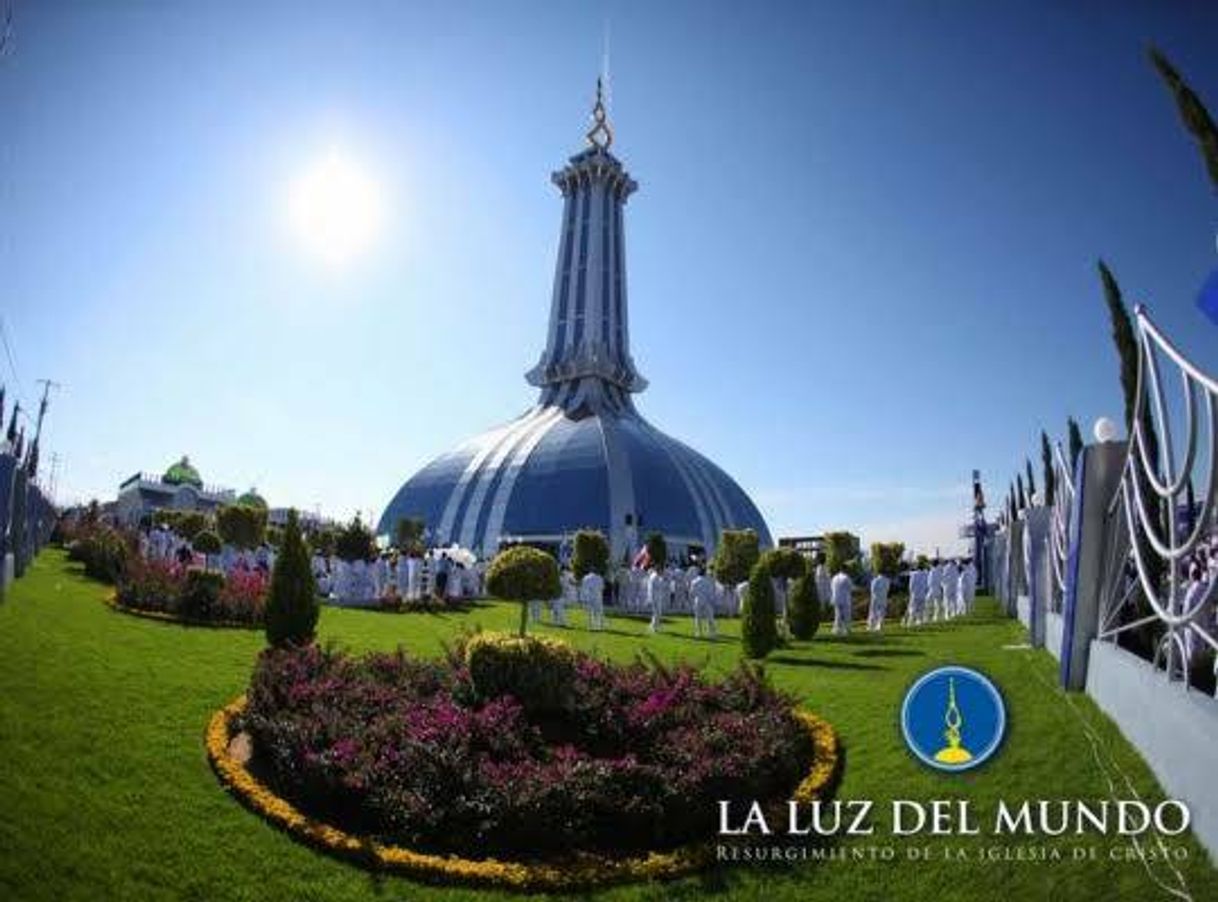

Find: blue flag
<box><xmin>1199</xmin><ymin>267</ymin><xmax>1218</xmax><ymax>326</ymax></box>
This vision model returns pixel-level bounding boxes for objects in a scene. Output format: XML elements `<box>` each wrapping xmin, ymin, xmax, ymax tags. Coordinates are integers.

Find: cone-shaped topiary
<box><xmin>486</xmin><ymin>545</ymin><xmax>561</xmax><ymax>636</ymax></box>
<box><xmin>265</xmin><ymin>509</ymin><xmax>318</xmax><ymax>647</ymax></box>
<box><xmin>741</xmin><ymin>558</ymin><xmax>778</xmax><ymax>659</ymax></box>
<box><xmin>787</xmin><ymin>574</ymin><xmax>821</xmax><ymax>640</ymax></box>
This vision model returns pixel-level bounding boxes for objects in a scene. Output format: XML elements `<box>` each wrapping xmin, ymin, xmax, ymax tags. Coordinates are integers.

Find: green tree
<box><xmin>711</xmin><ymin>529</ymin><xmax>761</xmax><ymax>586</ymax></box>
<box><xmin>786</xmin><ymin>573</ymin><xmax>821</xmax><ymax>640</ymax></box>
<box><xmin>870</xmin><ymin>542</ymin><xmax>905</xmax><ymax>579</ymax></box>
<box><xmin>1040</xmin><ymin>431</ymin><xmax>1057</xmax><ymax>508</ymax></box>
<box><xmin>1016</xmin><ymin>474</ymin><xmax>1027</xmax><ymax>511</ymax></box>
<box><xmin>486</xmin><ymin>545</ymin><xmax>561</xmax><ymax>636</ymax></box>
<box><xmin>762</xmin><ymin>547</ymin><xmax>807</xmax><ymax>581</ymax></box>
<box><xmin>335</xmin><ymin>516</ymin><xmax>376</xmax><ymax>562</ymax></box>
<box><xmin>822</xmin><ymin>531</ymin><xmax>859</xmax><ymax>576</ymax></box>
<box><xmin>571</xmin><ymin>529</ymin><xmax>609</xmax><ymax>580</ymax></box>
<box><xmin>393</xmin><ymin>517</ymin><xmax>426</xmax><ymax>555</ymax></box>
<box><xmin>1025</xmin><ymin>458</ymin><xmax>1037</xmax><ymax>505</ymax></box>
<box><xmin>265</xmin><ymin>510</ymin><xmax>319</xmax><ymax>647</ymax></box>
<box><xmin>1149</xmin><ymin>47</ymin><xmax>1218</xmax><ymax>191</ymax></box>
<box><xmin>216</xmin><ymin>503</ymin><xmax>267</xmax><ymax>550</ymax></box>
<box><xmin>741</xmin><ymin>558</ymin><xmax>778</xmax><ymax>659</ymax></box>
<box><xmin>644</xmin><ymin>532</ymin><xmax>668</xmax><ymax>570</ymax></box>
<box><xmin>1068</xmin><ymin>416</ymin><xmax>1085</xmax><ymax>472</ymax></box>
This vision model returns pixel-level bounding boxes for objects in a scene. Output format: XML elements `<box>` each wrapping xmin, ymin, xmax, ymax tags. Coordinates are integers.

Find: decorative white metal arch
<box><xmin>1097</xmin><ymin>306</ymin><xmax>1218</xmax><ymax>689</ymax></box>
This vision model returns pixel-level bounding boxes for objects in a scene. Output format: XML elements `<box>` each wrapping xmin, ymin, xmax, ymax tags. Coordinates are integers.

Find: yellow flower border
<box><xmin>205</xmin><ymin>696</ymin><xmax>841</xmax><ymax>891</ymax></box>
<box><xmin>104</xmin><ymin>591</ymin><xmax>260</xmax><ymax>630</ymax></box>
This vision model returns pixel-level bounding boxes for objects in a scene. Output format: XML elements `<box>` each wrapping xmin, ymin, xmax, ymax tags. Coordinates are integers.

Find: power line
<box><xmin>0</xmin><ymin>315</ymin><xmax>25</xmax><ymax>405</ymax></box>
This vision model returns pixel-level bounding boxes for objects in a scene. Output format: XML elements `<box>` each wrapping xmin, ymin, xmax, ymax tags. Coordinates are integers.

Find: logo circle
<box><xmin>900</xmin><ymin>666</ymin><xmax>1006</xmax><ymax>772</ymax></box>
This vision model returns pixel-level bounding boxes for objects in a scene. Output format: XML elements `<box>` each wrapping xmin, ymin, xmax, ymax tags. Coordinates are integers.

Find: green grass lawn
<box><xmin>1</xmin><ymin>549</ymin><xmax>1214</xmax><ymax>902</ymax></box>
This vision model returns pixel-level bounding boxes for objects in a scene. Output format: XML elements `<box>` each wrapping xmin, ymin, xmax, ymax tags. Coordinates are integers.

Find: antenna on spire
<box><xmin>586</xmin><ymin>20</ymin><xmax>614</xmax><ymax>151</ymax></box>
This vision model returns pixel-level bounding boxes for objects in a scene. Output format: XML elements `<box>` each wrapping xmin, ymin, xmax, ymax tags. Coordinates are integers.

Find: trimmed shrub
<box><xmin>823</xmin><ymin>531</ymin><xmax>859</xmax><ymax>576</ymax></box>
<box><xmin>787</xmin><ymin>574</ymin><xmax>822</xmax><ymax>640</ymax></box>
<box><xmin>266</xmin><ymin>510</ymin><xmax>318</xmax><ymax>647</ymax></box>
<box><xmin>763</xmin><ymin>547</ymin><xmax>807</xmax><ymax>581</ymax></box>
<box><xmin>216</xmin><ymin>569</ymin><xmax>268</xmax><ymax>624</ymax></box>
<box><xmin>645</xmin><ymin>532</ymin><xmax>668</xmax><ymax>570</ymax></box>
<box><xmin>192</xmin><ymin>529</ymin><xmax>221</xmax><ymax>556</ymax></box>
<box><xmin>869</xmin><ymin>542</ymin><xmax>905</xmax><ymax>579</ymax></box>
<box><xmin>741</xmin><ymin>559</ymin><xmax>779</xmax><ymax>659</ymax></box>
<box><xmin>486</xmin><ymin>545</ymin><xmax>561</xmax><ymax>636</ymax></box>
<box><xmin>179</xmin><ymin>570</ymin><xmax>224</xmax><ymax>621</ymax></box>
<box><xmin>464</xmin><ymin>633</ymin><xmax>577</xmax><ymax>715</ymax></box>
<box><xmin>712</xmin><ymin>529</ymin><xmax>760</xmax><ymax>585</ymax></box>
<box><xmin>335</xmin><ymin>517</ymin><xmax>376</xmax><ymax>563</ymax></box>
<box><xmin>216</xmin><ymin>504</ymin><xmax>267</xmax><ymax>550</ymax></box>
<box><xmin>571</xmin><ymin>529</ymin><xmax>609</xmax><ymax>580</ymax></box>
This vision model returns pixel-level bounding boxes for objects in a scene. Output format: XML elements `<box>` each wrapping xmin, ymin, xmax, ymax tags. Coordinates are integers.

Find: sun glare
<box><xmin>287</xmin><ymin>149</ymin><xmax>384</xmax><ymax>267</ymax></box>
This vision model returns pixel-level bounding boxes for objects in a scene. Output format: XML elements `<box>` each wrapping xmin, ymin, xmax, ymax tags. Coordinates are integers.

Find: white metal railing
<box><xmin>1049</xmin><ymin>441</ymin><xmax>1076</xmax><ymax>612</ymax></box>
<box><xmin>1097</xmin><ymin>305</ymin><xmax>1218</xmax><ymax>691</ymax></box>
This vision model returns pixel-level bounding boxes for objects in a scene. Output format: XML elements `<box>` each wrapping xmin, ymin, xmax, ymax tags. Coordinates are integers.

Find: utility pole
<box><xmin>32</xmin><ymin>379</ymin><xmax>60</xmax><ymax>443</ymax></box>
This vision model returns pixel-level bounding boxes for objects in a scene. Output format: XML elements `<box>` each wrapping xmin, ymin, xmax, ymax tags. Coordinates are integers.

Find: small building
<box><xmin>778</xmin><ymin>535</ymin><xmax>825</xmax><ymax>559</ymax></box>
<box><xmin>114</xmin><ymin>456</ymin><xmax>235</xmax><ymax>527</ymax></box>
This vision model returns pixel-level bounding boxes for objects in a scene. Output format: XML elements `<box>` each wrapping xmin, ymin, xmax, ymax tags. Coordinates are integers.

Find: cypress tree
<box><xmin>265</xmin><ymin>509</ymin><xmax>319</xmax><ymax>647</ymax></box>
<box><xmin>1017</xmin><ymin>474</ymin><xmax>1027</xmax><ymax>511</ymax></box>
<box><xmin>1040</xmin><ymin>431</ymin><xmax>1056</xmax><ymax>508</ymax></box>
<box><xmin>1149</xmin><ymin>47</ymin><xmax>1218</xmax><ymax>191</ymax></box>
<box><xmin>787</xmin><ymin>573</ymin><xmax>821</xmax><ymax>640</ymax></box>
<box><xmin>741</xmin><ymin>559</ymin><xmax>778</xmax><ymax>659</ymax></box>
<box><xmin>1025</xmin><ymin>459</ymin><xmax>1037</xmax><ymax>505</ymax></box>
<box><xmin>1067</xmin><ymin>417</ymin><xmax>1084</xmax><ymax>471</ymax></box>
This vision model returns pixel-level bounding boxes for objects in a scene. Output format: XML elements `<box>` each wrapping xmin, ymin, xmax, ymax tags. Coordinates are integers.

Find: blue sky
<box><xmin>2</xmin><ymin>1</ymin><xmax>1216</xmax><ymax>554</ymax></box>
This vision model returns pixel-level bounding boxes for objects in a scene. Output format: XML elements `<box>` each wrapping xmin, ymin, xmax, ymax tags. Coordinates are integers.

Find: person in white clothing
<box><xmin>581</xmin><ymin>570</ymin><xmax>605</xmax><ymax>630</ymax></box>
<box><xmin>941</xmin><ymin>562</ymin><xmax>959</xmax><ymax>619</ymax></box>
<box><xmin>868</xmin><ymin>573</ymin><xmax>890</xmax><ymax>631</ymax></box>
<box><xmin>690</xmin><ymin>570</ymin><xmax>718</xmax><ymax>638</ymax></box>
<box><xmin>647</xmin><ymin>568</ymin><xmax>666</xmax><ymax>633</ymax></box>
<box><xmin>906</xmin><ymin>567</ymin><xmax>929</xmax><ymax>626</ymax></box>
<box><xmin>927</xmin><ymin>563</ymin><xmax>944</xmax><ymax>621</ymax></box>
<box><xmin>830</xmin><ymin>570</ymin><xmax>853</xmax><ymax>635</ymax></box>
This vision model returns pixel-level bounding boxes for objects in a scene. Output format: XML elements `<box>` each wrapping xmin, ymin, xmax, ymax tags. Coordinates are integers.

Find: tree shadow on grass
<box><xmin>768</xmin><ymin>655</ymin><xmax>886</xmax><ymax>672</ymax></box>
<box><xmin>852</xmin><ymin>648</ymin><xmax>926</xmax><ymax>659</ymax></box>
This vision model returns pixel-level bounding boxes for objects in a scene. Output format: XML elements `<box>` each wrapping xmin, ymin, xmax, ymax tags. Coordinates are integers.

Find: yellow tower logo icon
<box><xmin>933</xmin><ymin>677</ymin><xmax>974</xmax><ymax>765</ymax></box>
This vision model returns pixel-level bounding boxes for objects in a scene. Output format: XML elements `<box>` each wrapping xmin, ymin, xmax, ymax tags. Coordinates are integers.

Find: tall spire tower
<box><xmin>526</xmin><ymin>80</ymin><xmax>646</xmax><ymax>414</ymax></box>
<box><xmin>379</xmin><ymin>83</ymin><xmax>772</xmax><ymax>561</ymax></box>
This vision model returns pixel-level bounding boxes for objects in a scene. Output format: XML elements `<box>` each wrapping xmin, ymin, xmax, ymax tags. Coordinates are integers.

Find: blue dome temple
<box><xmin>378</xmin><ymin>83</ymin><xmax>772</xmax><ymax>562</ymax></box>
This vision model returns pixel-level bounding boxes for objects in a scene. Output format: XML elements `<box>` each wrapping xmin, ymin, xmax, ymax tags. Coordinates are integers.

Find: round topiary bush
<box><xmin>741</xmin><ymin>559</ymin><xmax>779</xmax><ymax>659</ymax></box>
<box><xmin>464</xmin><ymin>632</ymin><xmax>577</xmax><ymax>715</ymax></box>
<box><xmin>192</xmin><ymin>529</ymin><xmax>221</xmax><ymax>556</ymax></box>
<box><xmin>486</xmin><ymin>545</ymin><xmax>561</xmax><ymax>636</ymax></box>
<box><xmin>763</xmin><ymin>547</ymin><xmax>807</xmax><ymax>581</ymax></box>
<box><xmin>787</xmin><ymin>574</ymin><xmax>822</xmax><ymax>640</ymax></box>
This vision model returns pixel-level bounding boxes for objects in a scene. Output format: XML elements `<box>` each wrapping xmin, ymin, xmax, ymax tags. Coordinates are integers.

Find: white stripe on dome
<box><xmin>434</xmin><ymin>408</ymin><xmax>540</xmax><ymax>545</ymax></box>
<box><xmin>596</xmin><ymin>411</ymin><xmax>637</xmax><ymax>562</ymax></box>
<box><xmin>454</xmin><ymin>406</ymin><xmax>553</xmax><ymax>550</ymax></box>
<box><xmin>479</xmin><ymin>406</ymin><xmax>566</xmax><ymax>553</ymax></box>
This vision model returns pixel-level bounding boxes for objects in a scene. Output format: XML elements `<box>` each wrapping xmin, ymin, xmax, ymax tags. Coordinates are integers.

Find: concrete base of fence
<box><xmin>1085</xmin><ymin>639</ymin><xmax>1218</xmax><ymax>863</ymax></box>
<box><xmin>1</xmin><ymin>553</ymin><xmax>12</xmax><ymax>592</ymax></box>
<box><xmin>1045</xmin><ymin>611</ymin><xmax>1064</xmax><ymax>661</ymax></box>
<box><xmin>1016</xmin><ymin>595</ymin><xmax>1030</xmax><ymax>629</ymax></box>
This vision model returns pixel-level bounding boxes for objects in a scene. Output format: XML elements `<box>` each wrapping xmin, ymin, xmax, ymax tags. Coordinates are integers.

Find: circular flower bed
<box><xmin>209</xmin><ymin>635</ymin><xmax>840</xmax><ymax>890</ymax></box>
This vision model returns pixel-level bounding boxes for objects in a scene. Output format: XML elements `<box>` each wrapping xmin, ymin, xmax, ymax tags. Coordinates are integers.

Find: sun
<box><xmin>287</xmin><ymin>149</ymin><xmax>384</xmax><ymax>267</ymax></box>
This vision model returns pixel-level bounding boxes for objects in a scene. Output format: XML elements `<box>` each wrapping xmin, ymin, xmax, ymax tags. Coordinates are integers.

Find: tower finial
<box><xmin>586</xmin><ymin>77</ymin><xmax>613</xmax><ymax>151</ymax></box>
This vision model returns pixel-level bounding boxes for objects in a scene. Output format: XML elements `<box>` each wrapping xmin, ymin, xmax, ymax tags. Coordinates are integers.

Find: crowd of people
<box><xmin>138</xmin><ymin>521</ymin><xmax>987</xmax><ymax>639</ymax></box>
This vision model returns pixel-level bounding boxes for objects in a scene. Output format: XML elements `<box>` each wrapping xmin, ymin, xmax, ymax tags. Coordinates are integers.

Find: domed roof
<box><xmin>377</xmin><ymin>404</ymin><xmax>772</xmax><ymax>558</ymax></box>
<box><xmin>237</xmin><ymin>488</ymin><xmax>267</xmax><ymax>509</ymax></box>
<box><xmin>163</xmin><ymin>456</ymin><xmax>202</xmax><ymax>488</ymax></box>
